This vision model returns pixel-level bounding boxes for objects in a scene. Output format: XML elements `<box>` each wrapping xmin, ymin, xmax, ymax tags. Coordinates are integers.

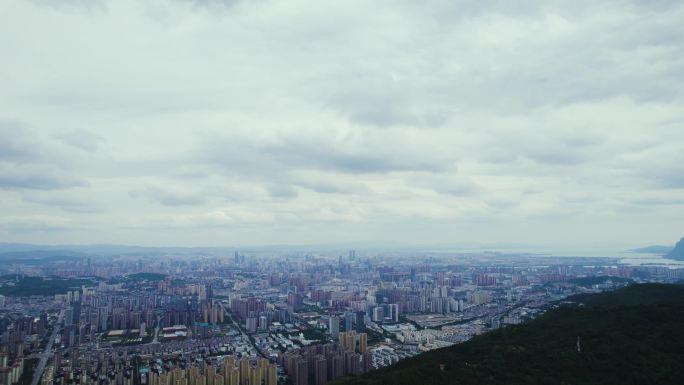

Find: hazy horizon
<box><xmin>0</xmin><ymin>239</ymin><xmax>676</xmax><ymax>253</ymax></box>
<box><xmin>1</xmin><ymin>0</ymin><xmax>683</xmax><ymax>247</ymax></box>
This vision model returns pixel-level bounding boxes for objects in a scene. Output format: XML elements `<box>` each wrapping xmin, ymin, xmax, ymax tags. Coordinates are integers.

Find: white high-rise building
<box><xmin>389</xmin><ymin>304</ymin><xmax>399</xmax><ymax>323</ymax></box>
<box><xmin>372</xmin><ymin>306</ymin><xmax>384</xmax><ymax>322</ymax></box>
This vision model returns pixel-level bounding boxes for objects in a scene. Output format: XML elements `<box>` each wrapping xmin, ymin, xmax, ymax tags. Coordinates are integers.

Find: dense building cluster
<box><xmin>2</xmin><ymin>248</ymin><xmax>684</xmax><ymax>385</ymax></box>
<box><xmin>281</xmin><ymin>331</ymin><xmax>370</xmax><ymax>385</ymax></box>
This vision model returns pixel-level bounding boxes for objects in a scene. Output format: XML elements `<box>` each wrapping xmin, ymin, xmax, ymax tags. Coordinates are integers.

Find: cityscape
<box><xmin>2</xmin><ymin>245</ymin><xmax>684</xmax><ymax>385</ymax></box>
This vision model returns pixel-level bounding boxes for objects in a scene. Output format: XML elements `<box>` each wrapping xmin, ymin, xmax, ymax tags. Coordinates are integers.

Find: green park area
<box><xmin>0</xmin><ymin>276</ymin><xmax>97</xmax><ymax>297</ymax></box>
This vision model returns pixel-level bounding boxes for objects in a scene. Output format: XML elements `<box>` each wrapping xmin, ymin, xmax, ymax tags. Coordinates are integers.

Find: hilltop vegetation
<box><xmin>125</xmin><ymin>272</ymin><xmax>167</xmax><ymax>281</ymax></box>
<box><xmin>0</xmin><ymin>276</ymin><xmax>97</xmax><ymax>297</ymax></box>
<box><xmin>569</xmin><ymin>282</ymin><xmax>684</xmax><ymax>307</ymax></box>
<box><xmin>333</xmin><ymin>284</ymin><xmax>684</xmax><ymax>385</ymax></box>
<box><xmin>568</xmin><ymin>276</ymin><xmax>632</xmax><ymax>287</ymax></box>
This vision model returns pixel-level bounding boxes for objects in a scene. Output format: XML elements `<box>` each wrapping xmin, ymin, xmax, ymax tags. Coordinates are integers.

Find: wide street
<box><xmin>31</xmin><ymin>309</ymin><xmax>64</xmax><ymax>385</ymax></box>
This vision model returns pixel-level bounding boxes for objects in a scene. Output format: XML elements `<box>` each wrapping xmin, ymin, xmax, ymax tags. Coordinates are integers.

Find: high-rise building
<box><xmin>467</xmin><ymin>290</ymin><xmax>493</xmax><ymax>305</ymax></box>
<box><xmin>344</xmin><ymin>312</ymin><xmax>353</xmax><ymax>332</ymax></box>
<box><xmin>249</xmin><ymin>366</ymin><xmax>262</xmax><ymax>385</ymax></box>
<box><xmin>389</xmin><ymin>304</ymin><xmax>399</xmax><ymax>323</ymax></box>
<box><xmin>372</xmin><ymin>306</ymin><xmax>383</xmax><ymax>322</ymax></box>
<box><xmin>266</xmin><ymin>364</ymin><xmax>277</xmax><ymax>385</ymax></box>
<box><xmin>355</xmin><ymin>311</ymin><xmax>365</xmax><ymax>333</ymax></box>
<box><xmin>112</xmin><ymin>307</ymin><xmax>128</xmax><ymax>330</ymax></box>
<box><xmin>329</xmin><ymin>316</ymin><xmax>340</xmax><ymax>338</ymax></box>
<box><xmin>331</xmin><ymin>355</ymin><xmax>344</xmax><ymax>379</ymax></box>
<box><xmin>207</xmin><ymin>366</ymin><xmax>216</xmax><ymax>385</ymax></box>
<box><xmin>295</xmin><ymin>359</ymin><xmax>308</xmax><ymax>385</ymax></box>
<box><xmin>344</xmin><ymin>351</ymin><xmax>359</xmax><ymax>375</ymax></box>
<box><xmin>64</xmin><ymin>307</ymin><xmax>74</xmax><ymax>326</ymax></box>
<box><xmin>339</xmin><ymin>331</ymin><xmax>357</xmax><ymax>352</ymax></box>
<box><xmin>239</xmin><ymin>359</ymin><xmax>250</xmax><ymax>384</ymax></box>
<box><xmin>358</xmin><ymin>333</ymin><xmax>368</xmax><ymax>353</ymax></box>
<box><xmin>315</xmin><ymin>355</ymin><xmax>328</xmax><ymax>385</ymax></box>
<box><xmin>226</xmin><ymin>368</ymin><xmax>239</xmax><ymax>385</ymax></box>
<box><xmin>246</xmin><ymin>316</ymin><xmax>258</xmax><ymax>333</ymax></box>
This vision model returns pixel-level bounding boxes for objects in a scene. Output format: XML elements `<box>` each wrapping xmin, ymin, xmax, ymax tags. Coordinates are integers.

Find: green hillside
<box><xmin>333</xmin><ymin>284</ymin><xmax>684</xmax><ymax>385</ymax></box>
<box><xmin>0</xmin><ymin>276</ymin><xmax>96</xmax><ymax>296</ymax></box>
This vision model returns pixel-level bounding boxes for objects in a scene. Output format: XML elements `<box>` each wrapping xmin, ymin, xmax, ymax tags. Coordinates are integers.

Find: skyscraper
<box><xmin>355</xmin><ymin>311</ymin><xmax>365</xmax><ymax>333</ymax></box>
<box><xmin>389</xmin><ymin>304</ymin><xmax>399</xmax><ymax>323</ymax></box>
<box><xmin>344</xmin><ymin>312</ymin><xmax>353</xmax><ymax>332</ymax></box>
<box><xmin>329</xmin><ymin>316</ymin><xmax>340</xmax><ymax>339</ymax></box>
<box><xmin>315</xmin><ymin>355</ymin><xmax>328</xmax><ymax>385</ymax></box>
<box><xmin>372</xmin><ymin>306</ymin><xmax>383</xmax><ymax>322</ymax></box>
<box><xmin>358</xmin><ymin>333</ymin><xmax>368</xmax><ymax>354</ymax></box>
<box><xmin>295</xmin><ymin>359</ymin><xmax>308</xmax><ymax>385</ymax></box>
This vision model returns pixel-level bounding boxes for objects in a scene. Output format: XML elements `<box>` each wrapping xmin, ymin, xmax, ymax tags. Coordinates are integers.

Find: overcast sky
<box><xmin>0</xmin><ymin>0</ymin><xmax>682</xmax><ymax>248</ymax></box>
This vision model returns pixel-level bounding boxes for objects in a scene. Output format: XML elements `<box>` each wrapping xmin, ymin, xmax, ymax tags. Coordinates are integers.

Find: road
<box><xmin>216</xmin><ymin>301</ymin><xmax>267</xmax><ymax>359</ymax></box>
<box><xmin>152</xmin><ymin>315</ymin><xmax>162</xmax><ymax>343</ymax></box>
<box><xmin>31</xmin><ymin>309</ymin><xmax>64</xmax><ymax>385</ymax></box>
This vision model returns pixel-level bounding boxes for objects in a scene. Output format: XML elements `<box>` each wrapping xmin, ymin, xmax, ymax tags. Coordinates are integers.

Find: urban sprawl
<box><xmin>2</xmin><ymin>250</ymin><xmax>683</xmax><ymax>385</ymax></box>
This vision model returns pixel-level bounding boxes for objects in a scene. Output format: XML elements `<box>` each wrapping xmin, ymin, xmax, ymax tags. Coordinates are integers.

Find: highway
<box><xmin>31</xmin><ymin>309</ymin><xmax>64</xmax><ymax>385</ymax></box>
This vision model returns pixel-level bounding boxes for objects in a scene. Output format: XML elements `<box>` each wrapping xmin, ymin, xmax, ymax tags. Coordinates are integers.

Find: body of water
<box><xmin>453</xmin><ymin>246</ymin><xmax>684</xmax><ymax>269</ymax></box>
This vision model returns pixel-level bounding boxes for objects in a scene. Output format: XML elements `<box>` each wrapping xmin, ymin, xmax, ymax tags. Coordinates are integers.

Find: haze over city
<box><xmin>1</xmin><ymin>0</ymin><xmax>683</xmax><ymax>248</ymax></box>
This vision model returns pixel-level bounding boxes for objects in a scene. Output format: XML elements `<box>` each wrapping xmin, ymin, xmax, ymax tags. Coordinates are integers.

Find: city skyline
<box><xmin>1</xmin><ymin>0</ymin><xmax>683</xmax><ymax>247</ymax></box>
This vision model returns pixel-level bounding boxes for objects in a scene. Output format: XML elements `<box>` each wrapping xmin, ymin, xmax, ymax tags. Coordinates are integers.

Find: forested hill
<box><xmin>333</xmin><ymin>283</ymin><xmax>684</xmax><ymax>385</ymax></box>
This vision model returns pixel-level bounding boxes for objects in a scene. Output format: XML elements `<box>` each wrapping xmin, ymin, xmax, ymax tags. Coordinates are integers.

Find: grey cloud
<box><xmin>0</xmin><ymin>216</ymin><xmax>74</xmax><ymax>233</ymax></box>
<box><xmin>199</xmin><ymin>133</ymin><xmax>450</xmax><ymax>177</ymax></box>
<box><xmin>22</xmin><ymin>194</ymin><xmax>104</xmax><ymax>213</ymax></box>
<box><xmin>623</xmin><ymin>147</ymin><xmax>684</xmax><ymax>189</ymax></box>
<box><xmin>630</xmin><ymin>196</ymin><xmax>684</xmax><ymax>206</ymax></box>
<box><xmin>56</xmin><ymin>130</ymin><xmax>104</xmax><ymax>152</ymax></box>
<box><xmin>648</xmin><ymin>167</ymin><xmax>684</xmax><ymax>189</ymax></box>
<box><xmin>131</xmin><ymin>187</ymin><xmax>208</xmax><ymax>206</ymax></box>
<box><xmin>0</xmin><ymin>125</ymin><xmax>88</xmax><ymax>190</ymax></box>
<box><xmin>433</xmin><ymin>180</ymin><xmax>479</xmax><ymax>197</ymax></box>
<box><xmin>412</xmin><ymin>173</ymin><xmax>480</xmax><ymax>197</ymax></box>
<box><xmin>0</xmin><ymin>121</ymin><xmax>45</xmax><ymax>163</ymax></box>
<box><xmin>0</xmin><ymin>166</ymin><xmax>88</xmax><ymax>190</ymax></box>
<box><xmin>1</xmin><ymin>0</ymin><xmax>683</xmax><ymax>246</ymax></box>
<box><xmin>331</xmin><ymin>91</ymin><xmax>451</xmax><ymax>128</ymax></box>
<box><xmin>291</xmin><ymin>176</ymin><xmax>367</xmax><ymax>194</ymax></box>
<box><xmin>28</xmin><ymin>0</ymin><xmax>108</xmax><ymax>13</ymax></box>
<box><xmin>267</xmin><ymin>184</ymin><xmax>298</xmax><ymax>199</ymax></box>
<box><xmin>324</xmin><ymin>1</ymin><xmax>684</xmax><ymax>120</ymax></box>
<box><xmin>524</xmin><ymin>148</ymin><xmax>587</xmax><ymax>166</ymax></box>
<box><xmin>486</xmin><ymin>200</ymin><xmax>519</xmax><ymax>210</ymax></box>
<box><xmin>477</xmin><ymin>141</ymin><xmax>584</xmax><ymax>168</ymax></box>
<box><xmin>179</xmin><ymin>0</ymin><xmax>243</xmax><ymax>7</ymax></box>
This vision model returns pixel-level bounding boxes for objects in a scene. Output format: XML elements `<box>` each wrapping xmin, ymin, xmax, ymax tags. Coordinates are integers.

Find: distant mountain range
<box><xmin>332</xmin><ymin>283</ymin><xmax>684</xmax><ymax>385</ymax></box>
<box><xmin>2</xmin><ymin>239</ymin><xmax>683</xmax><ymax>260</ymax></box>
<box><xmin>628</xmin><ymin>237</ymin><xmax>684</xmax><ymax>261</ymax></box>
<box><xmin>667</xmin><ymin>237</ymin><xmax>684</xmax><ymax>261</ymax></box>
<box><xmin>628</xmin><ymin>245</ymin><xmax>673</xmax><ymax>254</ymax></box>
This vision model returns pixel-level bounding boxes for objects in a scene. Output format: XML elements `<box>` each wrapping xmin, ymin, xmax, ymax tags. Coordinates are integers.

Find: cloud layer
<box><xmin>0</xmin><ymin>0</ymin><xmax>683</xmax><ymax>247</ymax></box>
